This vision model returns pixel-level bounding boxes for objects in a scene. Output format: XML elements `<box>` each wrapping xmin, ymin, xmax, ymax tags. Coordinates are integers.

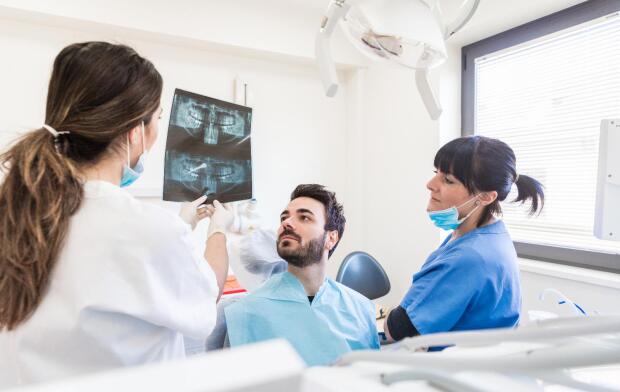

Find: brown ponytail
<box><xmin>0</xmin><ymin>131</ymin><xmax>82</xmax><ymax>330</ymax></box>
<box><xmin>0</xmin><ymin>42</ymin><xmax>162</xmax><ymax>330</ymax></box>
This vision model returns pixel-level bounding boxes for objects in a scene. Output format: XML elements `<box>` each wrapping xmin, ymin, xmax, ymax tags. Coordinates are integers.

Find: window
<box><xmin>462</xmin><ymin>1</ymin><xmax>620</xmax><ymax>272</ymax></box>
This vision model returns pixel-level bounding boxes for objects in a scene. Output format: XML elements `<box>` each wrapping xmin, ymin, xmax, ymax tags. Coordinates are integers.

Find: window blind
<box><xmin>474</xmin><ymin>12</ymin><xmax>620</xmax><ymax>255</ymax></box>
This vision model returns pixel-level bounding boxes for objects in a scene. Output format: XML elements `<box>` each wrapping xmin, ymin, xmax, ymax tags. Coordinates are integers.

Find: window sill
<box><xmin>518</xmin><ymin>258</ymin><xmax>620</xmax><ymax>290</ymax></box>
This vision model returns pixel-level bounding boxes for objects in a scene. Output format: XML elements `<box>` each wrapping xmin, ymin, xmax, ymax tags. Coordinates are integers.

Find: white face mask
<box><xmin>120</xmin><ymin>122</ymin><xmax>148</xmax><ymax>188</ymax></box>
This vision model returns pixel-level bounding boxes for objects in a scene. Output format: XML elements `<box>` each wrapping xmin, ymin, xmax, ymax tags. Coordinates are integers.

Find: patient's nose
<box><xmin>281</xmin><ymin>217</ymin><xmax>294</xmax><ymax>229</ymax></box>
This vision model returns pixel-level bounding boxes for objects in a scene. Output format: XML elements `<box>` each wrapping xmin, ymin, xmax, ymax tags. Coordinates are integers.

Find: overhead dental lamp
<box><xmin>316</xmin><ymin>0</ymin><xmax>480</xmax><ymax>120</ymax></box>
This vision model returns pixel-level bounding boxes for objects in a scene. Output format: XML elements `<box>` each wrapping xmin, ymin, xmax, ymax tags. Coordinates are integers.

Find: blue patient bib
<box><xmin>225</xmin><ymin>272</ymin><xmax>379</xmax><ymax>366</ymax></box>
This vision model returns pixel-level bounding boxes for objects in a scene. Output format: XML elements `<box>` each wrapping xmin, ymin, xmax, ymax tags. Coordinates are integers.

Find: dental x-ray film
<box><xmin>163</xmin><ymin>89</ymin><xmax>252</xmax><ymax>203</ymax></box>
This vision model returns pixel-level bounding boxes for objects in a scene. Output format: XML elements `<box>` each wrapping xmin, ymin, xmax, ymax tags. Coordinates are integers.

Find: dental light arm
<box><xmin>415</xmin><ymin>49</ymin><xmax>442</xmax><ymax>120</ymax></box>
<box><xmin>316</xmin><ymin>0</ymin><xmax>351</xmax><ymax>97</ymax></box>
<box><xmin>418</xmin><ymin>0</ymin><xmax>480</xmax><ymax>119</ymax></box>
<box><xmin>444</xmin><ymin>0</ymin><xmax>481</xmax><ymax>38</ymax></box>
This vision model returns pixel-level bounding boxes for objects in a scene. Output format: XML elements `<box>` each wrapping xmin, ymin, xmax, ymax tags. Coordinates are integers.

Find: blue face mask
<box><xmin>120</xmin><ymin>122</ymin><xmax>148</xmax><ymax>188</ymax></box>
<box><xmin>428</xmin><ymin>196</ymin><xmax>481</xmax><ymax>231</ymax></box>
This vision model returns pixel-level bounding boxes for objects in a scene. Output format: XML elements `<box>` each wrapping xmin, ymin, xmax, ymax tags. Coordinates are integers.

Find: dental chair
<box><xmin>336</xmin><ymin>251</ymin><xmax>390</xmax><ymax>300</ymax></box>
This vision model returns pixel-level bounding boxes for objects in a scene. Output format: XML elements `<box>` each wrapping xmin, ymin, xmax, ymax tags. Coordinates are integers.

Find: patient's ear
<box><xmin>326</xmin><ymin>230</ymin><xmax>339</xmax><ymax>251</ymax></box>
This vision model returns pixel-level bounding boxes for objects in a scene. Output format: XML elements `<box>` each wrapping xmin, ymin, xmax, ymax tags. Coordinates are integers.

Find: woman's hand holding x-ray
<box><xmin>206</xmin><ymin>200</ymin><xmax>234</xmax><ymax>239</ymax></box>
<box><xmin>179</xmin><ymin>195</ymin><xmax>209</xmax><ymax>230</ymax></box>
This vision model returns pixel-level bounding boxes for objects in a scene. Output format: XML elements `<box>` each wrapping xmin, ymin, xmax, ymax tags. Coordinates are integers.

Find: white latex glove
<box><xmin>229</xmin><ymin>199</ymin><xmax>261</xmax><ymax>234</ymax></box>
<box><xmin>207</xmin><ymin>200</ymin><xmax>234</xmax><ymax>239</ymax></box>
<box><xmin>179</xmin><ymin>195</ymin><xmax>208</xmax><ymax>230</ymax></box>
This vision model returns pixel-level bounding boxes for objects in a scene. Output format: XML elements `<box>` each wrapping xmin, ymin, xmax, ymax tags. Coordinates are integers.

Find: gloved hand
<box><xmin>238</xmin><ymin>228</ymin><xmax>286</xmax><ymax>276</ymax></box>
<box><xmin>229</xmin><ymin>199</ymin><xmax>261</xmax><ymax>234</ymax></box>
<box><xmin>179</xmin><ymin>195</ymin><xmax>208</xmax><ymax>230</ymax></box>
<box><xmin>207</xmin><ymin>200</ymin><xmax>235</xmax><ymax>239</ymax></box>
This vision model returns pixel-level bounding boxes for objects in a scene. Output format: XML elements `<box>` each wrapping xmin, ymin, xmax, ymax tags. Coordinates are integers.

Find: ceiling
<box><xmin>284</xmin><ymin>0</ymin><xmax>586</xmax><ymax>46</ymax></box>
<box><xmin>444</xmin><ymin>0</ymin><xmax>586</xmax><ymax>45</ymax></box>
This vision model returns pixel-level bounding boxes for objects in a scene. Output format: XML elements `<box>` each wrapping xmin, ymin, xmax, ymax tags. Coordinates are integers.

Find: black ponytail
<box><xmin>513</xmin><ymin>174</ymin><xmax>545</xmax><ymax>215</ymax></box>
<box><xmin>434</xmin><ymin>135</ymin><xmax>545</xmax><ymax>226</ymax></box>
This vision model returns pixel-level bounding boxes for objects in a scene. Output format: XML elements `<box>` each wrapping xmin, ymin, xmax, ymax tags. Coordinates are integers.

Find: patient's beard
<box><xmin>277</xmin><ymin>232</ymin><xmax>326</xmax><ymax>268</ymax></box>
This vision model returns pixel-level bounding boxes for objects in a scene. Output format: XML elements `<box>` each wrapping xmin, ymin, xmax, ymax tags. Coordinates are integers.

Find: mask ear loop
<box><xmin>126</xmin><ymin>122</ymin><xmax>147</xmax><ymax>168</ymax></box>
<box><xmin>126</xmin><ymin>133</ymin><xmax>131</xmax><ymax>168</ymax></box>
<box><xmin>140</xmin><ymin>121</ymin><xmax>146</xmax><ymax>154</ymax></box>
<box><xmin>457</xmin><ymin>195</ymin><xmax>482</xmax><ymax>223</ymax></box>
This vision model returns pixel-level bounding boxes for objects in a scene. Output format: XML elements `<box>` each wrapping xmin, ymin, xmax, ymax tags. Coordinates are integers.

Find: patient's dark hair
<box><xmin>291</xmin><ymin>184</ymin><xmax>345</xmax><ymax>258</ymax></box>
<box><xmin>434</xmin><ymin>135</ymin><xmax>545</xmax><ymax>226</ymax></box>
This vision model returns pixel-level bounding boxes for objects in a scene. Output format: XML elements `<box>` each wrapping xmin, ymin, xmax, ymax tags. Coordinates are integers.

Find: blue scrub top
<box><xmin>401</xmin><ymin>220</ymin><xmax>521</xmax><ymax>335</ymax></box>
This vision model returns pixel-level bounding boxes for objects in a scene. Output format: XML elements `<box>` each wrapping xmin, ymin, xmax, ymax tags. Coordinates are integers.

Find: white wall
<box><xmin>520</xmin><ymin>260</ymin><xmax>620</xmax><ymax>317</ymax></box>
<box><xmin>0</xmin><ymin>7</ymin><xmax>364</xmax><ymax>266</ymax></box>
<box><xmin>0</xmin><ymin>0</ymin><xmax>364</xmax><ymax>66</ymax></box>
<box><xmin>439</xmin><ymin>43</ymin><xmax>462</xmax><ymax>145</ymax></box>
<box><xmin>359</xmin><ymin>63</ymin><xmax>441</xmax><ymax>306</ymax></box>
<box><xmin>0</xmin><ymin>1</ymin><xmax>443</xmax><ymax>303</ymax></box>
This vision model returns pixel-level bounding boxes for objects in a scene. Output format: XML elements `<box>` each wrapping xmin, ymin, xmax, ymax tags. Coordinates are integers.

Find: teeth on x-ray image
<box><xmin>170</xmin><ymin>90</ymin><xmax>251</xmax><ymax>148</ymax></box>
<box><xmin>165</xmin><ymin>151</ymin><xmax>251</xmax><ymax>198</ymax></box>
<box><xmin>163</xmin><ymin>89</ymin><xmax>253</xmax><ymax>203</ymax></box>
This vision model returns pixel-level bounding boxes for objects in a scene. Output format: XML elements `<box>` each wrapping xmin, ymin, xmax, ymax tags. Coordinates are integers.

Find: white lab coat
<box><xmin>0</xmin><ymin>181</ymin><xmax>218</xmax><ymax>388</ymax></box>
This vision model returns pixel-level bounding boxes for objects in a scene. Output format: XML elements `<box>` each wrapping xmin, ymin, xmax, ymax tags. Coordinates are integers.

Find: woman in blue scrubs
<box><xmin>384</xmin><ymin>135</ymin><xmax>545</xmax><ymax>343</ymax></box>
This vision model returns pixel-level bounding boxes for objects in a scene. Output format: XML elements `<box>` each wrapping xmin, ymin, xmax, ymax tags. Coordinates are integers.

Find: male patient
<box><xmin>225</xmin><ymin>184</ymin><xmax>379</xmax><ymax>366</ymax></box>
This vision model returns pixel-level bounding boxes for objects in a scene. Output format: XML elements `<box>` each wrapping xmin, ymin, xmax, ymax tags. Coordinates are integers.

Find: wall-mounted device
<box><xmin>594</xmin><ymin>119</ymin><xmax>620</xmax><ymax>241</ymax></box>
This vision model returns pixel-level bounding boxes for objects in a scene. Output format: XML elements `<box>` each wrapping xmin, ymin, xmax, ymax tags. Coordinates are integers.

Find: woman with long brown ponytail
<box><xmin>0</xmin><ymin>42</ymin><xmax>231</xmax><ymax>387</ymax></box>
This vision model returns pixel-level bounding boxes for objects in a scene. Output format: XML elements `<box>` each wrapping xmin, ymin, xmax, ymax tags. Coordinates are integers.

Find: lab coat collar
<box><xmin>83</xmin><ymin>180</ymin><xmax>125</xmax><ymax>198</ymax></box>
<box><xmin>252</xmin><ymin>271</ymin><xmax>329</xmax><ymax>304</ymax></box>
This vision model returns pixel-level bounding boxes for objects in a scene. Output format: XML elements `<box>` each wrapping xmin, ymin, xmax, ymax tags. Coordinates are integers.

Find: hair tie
<box><xmin>514</xmin><ymin>173</ymin><xmax>520</xmax><ymax>183</ymax></box>
<box><xmin>42</xmin><ymin>124</ymin><xmax>69</xmax><ymax>137</ymax></box>
<box><xmin>42</xmin><ymin>124</ymin><xmax>70</xmax><ymax>154</ymax></box>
